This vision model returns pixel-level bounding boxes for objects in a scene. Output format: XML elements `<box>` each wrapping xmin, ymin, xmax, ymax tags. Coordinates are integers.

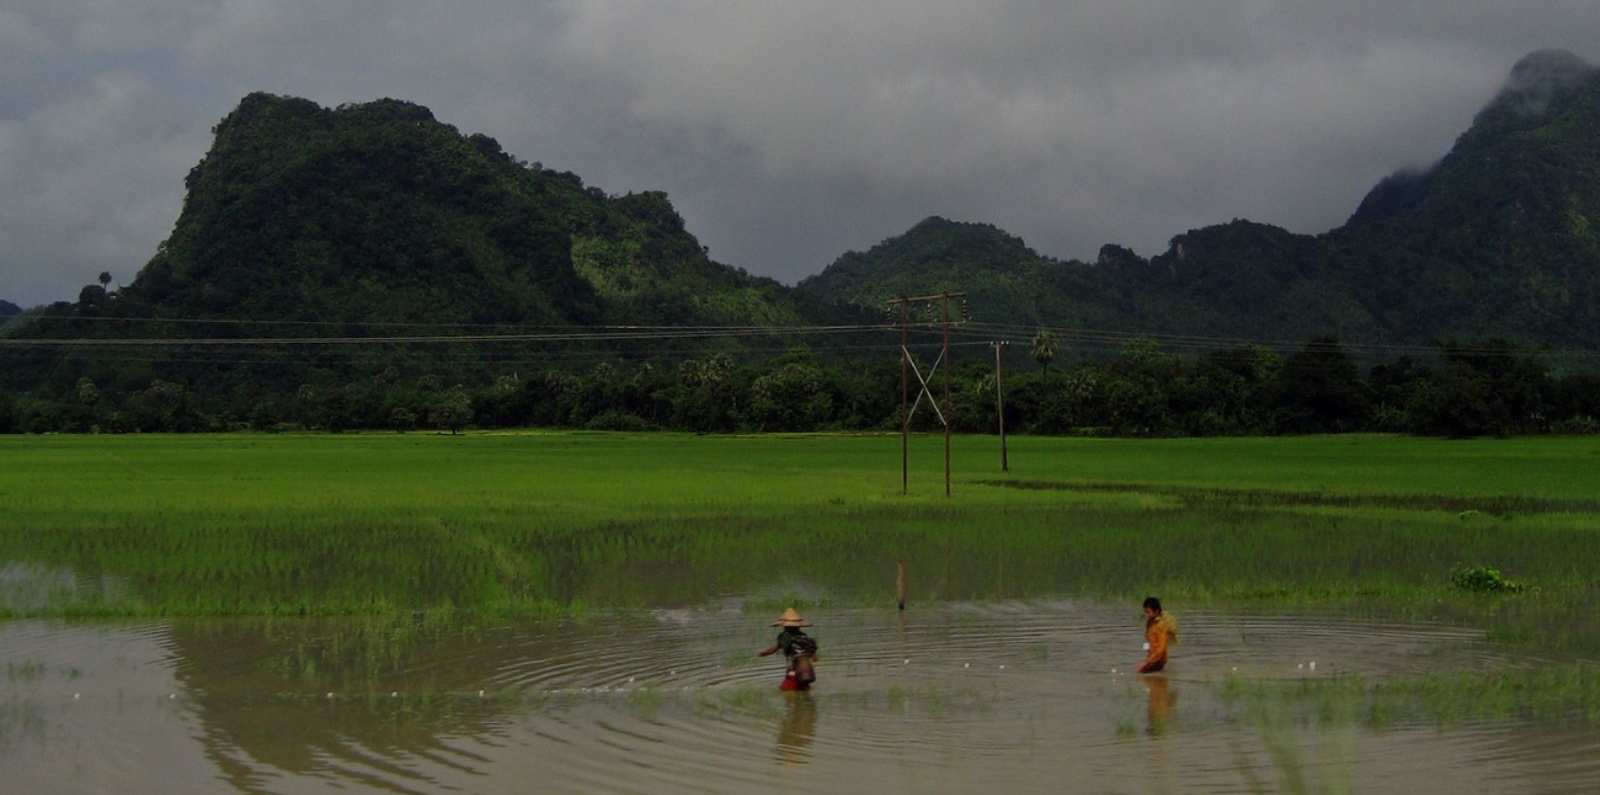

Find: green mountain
<box><xmin>129</xmin><ymin>92</ymin><xmax>844</xmax><ymax>330</ymax></box>
<box><xmin>800</xmin><ymin>50</ymin><xmax>1600</xmax><ymax>350</ymax></box>
<box><xmin>1332</xmin><ymin>48</ymin><xmax>1600</xmax><ymax>343</ymax></box>
<box><xmin>2</xmin><ymin>92</ymin><xmax>875</xmax><ymax>408</ymax></box>
<box><xmin>796</xmin><ymin>215</ymin><xmax>1361</xmax><ymax>342</ymax></box>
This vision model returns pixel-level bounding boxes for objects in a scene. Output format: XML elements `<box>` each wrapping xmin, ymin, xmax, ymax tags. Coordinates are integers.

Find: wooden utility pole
<box><xmin>992</xmin><ymin>340</ymin><xmax>1008</xmax><ymax>472</ymax></box>
<box><xmin>941</xmin><ymin>293</ymin><xmax>952</xmax><ymax>496</ymax></box>
<box><xmin>888</xmin><ymin>291</ymin><xmax>966</xmax><ymax>495</ymax></box>
<box><xmin>899</xmin><ymin>298</ymin><xmax>909</xmax><ymax>495</ymax></box>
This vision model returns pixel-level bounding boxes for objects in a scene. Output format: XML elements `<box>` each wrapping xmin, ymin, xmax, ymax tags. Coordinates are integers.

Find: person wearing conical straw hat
<box><xmin>758</xmin><ymin>607</ymin><xmax>819</xmax><ymax>691</ymax></box>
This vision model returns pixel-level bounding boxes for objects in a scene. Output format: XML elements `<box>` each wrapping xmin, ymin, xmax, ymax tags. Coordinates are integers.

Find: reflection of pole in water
<box><xmin>773</xmin><ymin>692</ymin><xmax>818</xmax><ymax>766</ymax></box>
<box><xmin>896</xmin><ymin>560</ymin><xmax>908</xmax><ymax>610</ymax></box>
<box><xmin>896</xmin><ymin>560</ymin><xmax>910</xmax><ymax>663</ymax></box>
<box><xmin>896</xmin><ymin>603</ymin><xmax>909</xmax><ymax>663</ymax></box>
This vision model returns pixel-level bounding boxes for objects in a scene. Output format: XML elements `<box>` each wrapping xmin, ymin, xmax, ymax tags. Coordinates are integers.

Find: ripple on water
<box><xmin>2</xmin><ymin>601</ymin><xmax>1593</xmax><ymax>795</ymax></box>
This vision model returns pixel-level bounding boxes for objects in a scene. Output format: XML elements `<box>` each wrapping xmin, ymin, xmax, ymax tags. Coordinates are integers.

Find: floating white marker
<box><xmin>1297</xmin><ymin>663</ymin><xmax>1304</xmax><ymax>670</ymax></box>
<box><xmin>478</xmin><ymin>690</ymin><xmax>485</xmax><ymax>697</ymax></box>
<box><xmin>1309</xmin><ymin>662</ymin><xmax>1316</xmax><ymax>671</ymax></box>
<box><xmin>1111</xmin><ymin>668</ymin><xmax>1117</xmax><ymax>674</ymax></box>
<box><xmin>169</xmin><ymin>693</ymin><xmax>177</xmax><ymax>699</ymax></box>
<box><xmin>73</xmin><ymin>693</ymin><xmax>80</xmax><ymax>700</ymax></box>
<box><xmin>999</xmin><ymin>665</ymin><xmax>1005</xmax><ymax>670</ymax></box>
<box><xmin>326</xmin><ymin>692</ymin><xmax>334</xmax><ymax>699</ymax></box>
<box><xmin>904</xmin><ymin>658</ymin><xmax>910</xmax><ymax>665</ymax></box>
<box><xmin>964</xmin><ymin>662</ymin><xmax>970</xmax><ymax>669</ymax></box>
<box><xmin>391</xmin><ymin>691</ymin><xmax>399</xmax><ymax>698</ymax></box>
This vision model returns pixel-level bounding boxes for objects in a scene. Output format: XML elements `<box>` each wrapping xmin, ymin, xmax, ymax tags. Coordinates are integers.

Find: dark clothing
<box><xmin>775</xmin><ymin>629</ymin><xmax>818</xmax><ymax>689</ymax></box>
<box><xmin>776</xmin><ymin>630</ymin><xmax>818</xmax><ymax>662</ymax></box>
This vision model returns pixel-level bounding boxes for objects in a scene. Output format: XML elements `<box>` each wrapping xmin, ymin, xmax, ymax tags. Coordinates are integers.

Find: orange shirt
<box><xmin>1139</xmin><ymin>613</ymin><xmax>1177</xmax><ymax>672</ymax></box>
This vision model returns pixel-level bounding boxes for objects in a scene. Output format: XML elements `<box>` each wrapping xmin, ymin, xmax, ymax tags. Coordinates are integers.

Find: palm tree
<box><xmin>1031</xmin><ymin>330</ymin><xmax>1055</xmax><ymax>382</ymax></box>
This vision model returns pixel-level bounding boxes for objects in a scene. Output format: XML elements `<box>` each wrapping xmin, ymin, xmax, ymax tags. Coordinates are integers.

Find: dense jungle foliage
<box><xmin>1</xmin><ymin>335</ymin><xmax>1594</xmax><ymax>439</ymax></box>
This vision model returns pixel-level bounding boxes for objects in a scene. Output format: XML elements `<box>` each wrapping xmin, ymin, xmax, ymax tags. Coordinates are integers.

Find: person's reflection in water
<box><xmin>1142</xmin><ymin>674</ymin><xmax>1176</xmax><ymax>736</ymax></box>
<box><xmin>773</xmin><ymin>692</ymin><xmax>818</xmax><ymax>765</ymax></box>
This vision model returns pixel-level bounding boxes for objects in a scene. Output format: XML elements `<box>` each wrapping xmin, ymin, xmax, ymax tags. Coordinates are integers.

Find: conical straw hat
<box><xmin>771</xmin><ymin>607</ymin><xmax>812</xmax><ymax>627</ymax></box>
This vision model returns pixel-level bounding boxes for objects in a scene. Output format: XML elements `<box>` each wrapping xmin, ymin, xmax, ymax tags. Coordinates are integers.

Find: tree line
<box><xmin>3</xmin><ymin>334</ymin><xmax>1595</xmax><ymax>439</ymax></box>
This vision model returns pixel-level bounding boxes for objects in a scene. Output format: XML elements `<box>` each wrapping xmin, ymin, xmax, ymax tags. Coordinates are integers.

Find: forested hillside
<box><xmin>801</xmin><ymin>50</ymin><xmax>1600</xmax><ymax>350</ymax></box>
<box><xmin>1</xmin><ymin>93</ymin><xmax>876</xmax><ymax>427</ymax></box>
<box><xmin>1332</xmin><ymin>49</ymin><xmax>1600</xmax><ymax>343</ymax></box>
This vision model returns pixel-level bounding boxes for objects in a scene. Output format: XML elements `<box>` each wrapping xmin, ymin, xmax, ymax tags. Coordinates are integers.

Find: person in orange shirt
<box><xmin>1136</xmin><ymin>596</ymin><xmax>1178</xmax><ymax>673</ymax></box>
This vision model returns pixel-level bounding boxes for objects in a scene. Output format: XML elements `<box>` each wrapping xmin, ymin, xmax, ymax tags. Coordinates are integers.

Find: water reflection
<box><xmin>3</xmin><ymin>602</ymin><xmax>1598</xmax><ymax>794</ymax></box>
<box><xmin>0</xmin><ymin>562</ymin><xmax>128</xmax><ymax>611</ymax></box>
<box><xmin>1141</xmin><ymin>674</ymin><xmax>1175</xmax><ymax>736</ymax></box>
<box><xmin>774</xmin><ymin>692</ymin><xmax>818</xmax><ymax>765</ymax></box>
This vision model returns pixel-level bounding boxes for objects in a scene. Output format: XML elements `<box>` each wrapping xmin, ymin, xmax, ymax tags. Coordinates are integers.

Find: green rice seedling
<box><xmin>3</xmin><ymin>430</ymin><xmax>1600</xmax><ymax>662</ymax></box>
<box><xmin>0</xmin><ymin>698</ymin><xmax>47</xmax><ymax>747</ymax></box>
<box><xmin>1217</xmin><ymin>664</ymin><xmax>1600</xmax><ymax>730</ymax></box>
<box><xmin>625</xmin><ymin>688</ymin><xmax>666</xmax><ymax>713</ymax></box>
<box><xmin>6</xmin><ymin>660</ymin><xmax>46</xmax><ymax>683</ymax></box>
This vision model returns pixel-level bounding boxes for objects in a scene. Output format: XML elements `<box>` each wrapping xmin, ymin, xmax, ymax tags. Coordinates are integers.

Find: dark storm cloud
<box><xmin>1</xmin><ymin>0</ymin><xmax>1595</xmax><ymax>306</ymax></box>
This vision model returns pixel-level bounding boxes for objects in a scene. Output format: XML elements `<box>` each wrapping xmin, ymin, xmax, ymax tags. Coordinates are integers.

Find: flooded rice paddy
<box><xmin>6</xmin><ymin>601</ymin><xmax>1599</xmax><ymax>794</ymax></box>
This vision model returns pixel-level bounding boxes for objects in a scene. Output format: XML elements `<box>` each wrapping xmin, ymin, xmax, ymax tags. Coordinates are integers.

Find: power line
<box><xmin>955</xmin><ymin>321</ymin><xmax>1600</xmax><ymax>361</ymax></box>
<box><xmin>0</xmin><ymin>322</ymin><xmax>894</xmax><ymax>348</ymax></box>
<box><xmin>9</xmin><ymin>313</ymin><xmax>1600</xmax><ymax>367</ymax></box>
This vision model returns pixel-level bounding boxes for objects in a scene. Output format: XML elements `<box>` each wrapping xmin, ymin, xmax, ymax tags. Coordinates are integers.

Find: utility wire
<box><xmin>0</xmin><ymin>322</ymin><xmax>895</xmax><ymax>348</ymax></box>
<box><xmin>9</xmin><ymin>314</ymin><xmax>1600</xmax><ymax>364</ymax></box>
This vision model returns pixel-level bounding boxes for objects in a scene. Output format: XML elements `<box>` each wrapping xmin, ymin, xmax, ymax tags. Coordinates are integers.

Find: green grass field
<box><xmin>3</xmin><ymin>431</ymin><xmax>1598</xmax><ymax>654</ymax></box>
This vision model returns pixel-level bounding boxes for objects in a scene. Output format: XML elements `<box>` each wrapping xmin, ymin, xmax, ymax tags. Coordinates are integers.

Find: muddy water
<box><xmin>4</xmin><ymin>602</ymin><xmax>1598</xmax><ymax>794</ymax></box>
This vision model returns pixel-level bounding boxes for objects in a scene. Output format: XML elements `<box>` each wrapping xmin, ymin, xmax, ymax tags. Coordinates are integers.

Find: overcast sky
<box><xmin>2</xmin><ymin>1</ymin><xmax>1596</xmax><ymax>307</ymax></box>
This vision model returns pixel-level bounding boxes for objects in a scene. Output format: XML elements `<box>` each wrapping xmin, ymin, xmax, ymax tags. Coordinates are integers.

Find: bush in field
<box><xmin>1450</xmin><ymin>564</ymin><xmax>1525</xmax><ymax>593</ymax></box>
